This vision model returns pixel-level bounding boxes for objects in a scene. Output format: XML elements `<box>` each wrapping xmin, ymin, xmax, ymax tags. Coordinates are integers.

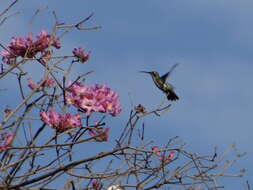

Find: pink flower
<box><xmin>152</xmin><ymin>146</ymin><xmax>175</xmax><ymax>162</ymax></box>
<box><xmin>52</xmin><ymin>37</ymin><xmax>61</xmax><ymax>49</ymax></box>
<box><xmin>91</xmin><ymin>180</ymin><xmax>101</xmax><ymax>190</ymax></box>
<box><xmin>0</xmin><ymin>50</ymin><xmax>15</xmax><ymax>65</ymax></box>
<box><xmin>88</xmin><ymin>127</ymin><xmax>109</xmax><ymax>142</ymax></box>
<box><xmin>152</xmin><ymin>146</ymin><xmax>162</xmax><ymax>157</ymax></box>
<box><xmin>27</xmin><ymin>76</ymin><xmax>55</xmax><ymax>90</ymax></box>
<box><xmin>39</xmin><ymin>50</ymin><xmax>52</xmax><ymax>65</ymax></box>
<box><xmin>40</xmin><ymin>111</ymin><xmax>51</xmax><ymax>125</ymax></box>
<box><xmin>0</xmin><ymin>133</ymin><xmax>13</xmax><ymax>150</ymax></box>
<box><xmin>40</xmin><ymin>109</ymin><xmax>81</xmax><ymax>132</ymax></box>
<box><xmin>72</xmin><ymin>47</ymin><xmax>90</xmax><ymax>63</ymax></box>
<box><xmin>66</xmin><ymin>82</ymin><xmax>121</xmax><ymax>116</ymax></box>
<box><xmin>167</xmin><ymin>151</ymin><xmax>175</xmax><ymax>160</ymax></box>
<box><xmin>40</xmin><ymin>76</ymin><xmax>55</xmax><ymax>88</ymax></box>
<box><xmin>27</xmin><ymin>78</ymin><xmax>37</xmax><ymax>90</ymax></box>
<box><xmin>0</xmin><ymin>30</ymin><xmax>61</xmax><ymax>65</ymax></box>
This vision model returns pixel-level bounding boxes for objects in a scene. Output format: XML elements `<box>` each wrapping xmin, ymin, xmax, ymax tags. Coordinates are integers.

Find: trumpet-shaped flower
<box><xmin>27</xmin><ymin>78</ymin><xmax>37</xmax><ymax>90</ymax></box>
<box><xmin>72</xmin><ymin>47</ymin><xmax>90</xmax><ymax>63</ymax></box>
<box><xmin>66</xmin><ymin>82</ymin><xmax>121</xmax><ymax>116</ymax></box>
<box><xmin>40</xmin><ymin>109</ymin><xmax>81</xmax><ymax>132</ymax></box>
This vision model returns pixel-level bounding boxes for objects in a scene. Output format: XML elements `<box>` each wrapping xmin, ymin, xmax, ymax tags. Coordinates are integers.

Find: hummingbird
<box><xmin>140</xmin><ymin>63</ymin><xmax>179</xmax><ymax>101</ymax></box>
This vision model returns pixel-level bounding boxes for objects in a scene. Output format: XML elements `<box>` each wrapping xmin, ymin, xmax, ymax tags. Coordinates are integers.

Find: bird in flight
<box><xmin>140</xmin><ymin>63</ymin><xmax>179</xmax><ymax>101</ymax></box>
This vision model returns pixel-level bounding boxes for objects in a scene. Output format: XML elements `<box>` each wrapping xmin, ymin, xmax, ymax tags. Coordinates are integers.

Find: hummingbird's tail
<box><xmin>166</xmin><ymin>90</ymin><xmax>179</xmax><ymax>101</ymax></box>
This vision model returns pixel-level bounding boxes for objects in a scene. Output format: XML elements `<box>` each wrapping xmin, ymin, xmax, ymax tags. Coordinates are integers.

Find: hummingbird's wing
<box><xmin>160</xmin><ymin>63</ymin><xmax>179</xmax><ymax>83</ymax></box>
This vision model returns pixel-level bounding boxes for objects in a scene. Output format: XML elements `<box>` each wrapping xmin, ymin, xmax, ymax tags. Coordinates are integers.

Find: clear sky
<box><xmin>0</xmin><ymin>0</ymin><xmax>252</xmax><ymax>189</ymax></box>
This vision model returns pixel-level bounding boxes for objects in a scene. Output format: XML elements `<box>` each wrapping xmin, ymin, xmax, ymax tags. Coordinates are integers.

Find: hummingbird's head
<box><xmin>139</xmin><ymin>71</ymin><xmax>159</xmax><ymax>77</ymax></box>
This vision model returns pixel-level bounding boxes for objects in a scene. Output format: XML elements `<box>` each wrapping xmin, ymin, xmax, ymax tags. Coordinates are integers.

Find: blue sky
<box><xmin>0</xmin><ymin>0</ymin><xmax>252</xmax><ymax>189</ymax></box>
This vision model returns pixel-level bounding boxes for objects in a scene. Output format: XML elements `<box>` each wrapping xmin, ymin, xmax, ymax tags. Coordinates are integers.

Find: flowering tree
<box><xmin>0</xmin><ymin>1</ymin><xmax>247</xmax><ymax>190</ymax></box>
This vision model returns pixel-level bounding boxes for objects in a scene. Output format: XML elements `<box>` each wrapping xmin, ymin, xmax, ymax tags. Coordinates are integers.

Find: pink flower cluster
<box><xmin>152</xmin><ymin>146</ymin><xmax>175</xmax><ymax>162</ymax></box>
<box><xmin>0</xmin><ymin>133</ymin><xmax>13</xmax><ymax>150</ymax></box>
<box><xmin>0</xmin><ymin>30</ymin><xmax>60</xmax><ymax>64</ymax></box>
<box><xmin>72</xmin><ymin>47</ymin><xmax>90</xmax><ymax>63</ymax></box>
<box><xmin>27</xmin><ymin>76</ymin><xmax>55</xmax><ymax>90</ymax></box>
<box><xmin>66</xmin><ymin>82</ymin><xmax>121</xmax><ymax>116</ymax></box>
<box><xmin>40</xmin><ymin>109</ymin><xmax>81</xmax><ymax>132</ymax></box>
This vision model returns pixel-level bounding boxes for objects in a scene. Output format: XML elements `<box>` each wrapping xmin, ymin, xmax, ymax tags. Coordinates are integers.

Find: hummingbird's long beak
<box><xmin>139</xmin><ymin>71</ymin><xmax>152</xmax><ymax>74</ymax></box>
